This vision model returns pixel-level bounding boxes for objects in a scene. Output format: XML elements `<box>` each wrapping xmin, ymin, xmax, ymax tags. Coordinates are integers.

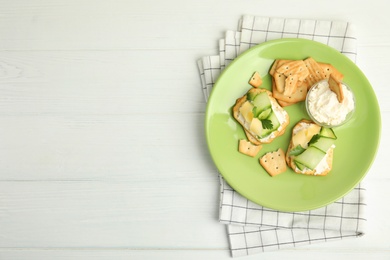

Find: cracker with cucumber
<box><xmin>286</xmin><ymin>119</ymin><xmax>337</xmax><ymax>176</ymax></box>
<box><xmin>233</xmin><ymin>88</ymin><xmax>290</xmax><ymax>145</ymax></box>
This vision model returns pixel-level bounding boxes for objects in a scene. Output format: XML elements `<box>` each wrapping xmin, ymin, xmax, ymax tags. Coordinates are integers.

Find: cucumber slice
<box><xmin>266</xmin><ymin>111</ymin><xmax>280</xmax><ymax>130</ymax></box>
<box><xmin>295</xmin><ymin>161</ymin><xmax>306</xmax><ymax>171</ymax></box>
<box><xmin>259</xmin><ymin>128</ymin><xmax>273</xmax><ymax>138</ymax></box>
<box><xmin>310</xmin><ymin>137</ymin><xmax>334</xmax><ymax>153</ymax></box>
<box><xmin>252</xmin><ymin>107</ymin><xmax>261</xmax><ymax>117</ymax></box>
<box><xmin>319</xmin><ymin>127</ymin><xmax>337</xmax><ymax>140</ymax></box>
<box><xmin>257</xmin><ymin>108</ymin><xmax>272</xmax><ymax>119</ymax></box>
<box><xmin>252</xmin><ymin>92</ymin><xmax>271</xmax><ymax>111</ymax></box>
<box><xmin>247</xmin><ymin>92</ymin><xmax>257</xmax><ymax>101</ymax></box>
<box><xmin>294</xmin><ymin>146</ymin><xmax>326</xmax><ymax>170</ymax></box>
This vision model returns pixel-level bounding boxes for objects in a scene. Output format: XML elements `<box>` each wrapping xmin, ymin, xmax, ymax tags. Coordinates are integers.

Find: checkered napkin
<box><xmin>197</xmin><ymin>15</ymin><xmax>367</xmax><ymax>257</ymax></box>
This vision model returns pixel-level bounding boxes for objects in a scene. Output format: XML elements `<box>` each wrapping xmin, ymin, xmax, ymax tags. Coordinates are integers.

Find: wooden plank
<box><xmin>0</xmin><ymin>50</ymin><xmax>211</xmax><ymax>180</ymax></box>
<box><xmin>0</xmin><ymin>0</ymin><xmax>237</xmax><ymax>51</ymax></box>
<box><xmin>0</xmin><ymin>50</ymin><xmax>205</xmax><ymax>115</ymax></box>
<box><xmin>0</xmin><ymin>178</ymin><xmax>387</xmax><ymax>248</ymax></box>
<box><xmin>0</xmin><ymin>113</ymin><xmax>216</xmax><ymax>180</ymax></box>
<box><xmin>0</xmin><ymin>248</ymin><xmax>389</xmax><ymax>260</ymax></box>
<box><xmin>0</xmin><ymin>1</ymin><xmax>388</xmax><ymax>51</ymax></box>
<box><xmin>0</xmin><ymin>180</ymin><xmax>225</xmax><ymax>248</ymax></box>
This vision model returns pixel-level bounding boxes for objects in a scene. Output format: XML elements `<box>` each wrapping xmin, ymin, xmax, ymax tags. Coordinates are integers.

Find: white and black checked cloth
<box><xmin>197</xmin><ymin>15</ymin><xmax>366</xmax><ymax>257</ymax></box>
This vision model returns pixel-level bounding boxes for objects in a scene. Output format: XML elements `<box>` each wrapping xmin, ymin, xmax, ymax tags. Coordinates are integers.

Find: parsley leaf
<box><xmin>308</xmin><ymin>134</ymin><xmax>320</xmax><ymax>146</ymax></box>
<box><xmin>261</xmin><ymin>119</ymin><xmax>273</xmax><ymax>130</ymax></box>
<box><xmin>289</xmin><ymin>145</ymin><xmax>305</xmax><ymax>156</ymax></box>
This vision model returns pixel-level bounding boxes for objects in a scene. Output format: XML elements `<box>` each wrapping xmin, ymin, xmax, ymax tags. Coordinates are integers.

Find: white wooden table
<box><xmin>0</xmin><ymin>1</ymin><xmax>388</xmax><ymax>259</ymax></box>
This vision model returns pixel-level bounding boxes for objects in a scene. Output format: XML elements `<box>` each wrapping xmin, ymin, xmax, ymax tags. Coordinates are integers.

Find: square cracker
<box><xmin>259</xmin><ymin>148</ymin><xmax>287</xmax><ymax>177</ymax></box>
<box><xmin>274</xmin><ymin>72</ymin><xmax>286</xmax><ymax>93</ymax></box>
<box><xmin>303</xmin><ymin>57</ymin><xmax>326</xmax><ymax>87</ymax></box>
<box><xmin>276</xmin><ymin>60</ymin><xmax>309</xmax><ymax>81</ymax></box>
<box><xmin>248</xmin><ymin>71</ymin><xmax>263</xmax><ymax>88</ymax></box>
<box><xmin>238</xmin><ymin>139</ymin><xmax>262</xmax><ymax>157</ymax></box>
<box><xmin>328</xmin><ymin>73</ymin><xmax>344</xmax><ymax>102</ymax></box>
<box><xmin>272</xmin><ymin>80</ymin><xmax>307</xmax><ymax>103</ymax></box>
<box><xmin>276</xmin><ymin>99</ymin><xmax>296</xmax><ymax>107</ymax></box>
<box><xmin>284</xmin><ymin>74</ymin><xmax>299</xmax><ymax>96</ymax></box>
<box><xmin>269</xmin><ymin>59</ymin><xmax>291</xmax><ymax>75</ymax></box>
<box><xmin>244</xmin><ymin>129</ymin><xmax>261</xmax><ymax>145</ymax></box>
<box><xmin>319</xmin><ymin>62</ymin><xmax>344</xmax><ymax>81</ymax></box>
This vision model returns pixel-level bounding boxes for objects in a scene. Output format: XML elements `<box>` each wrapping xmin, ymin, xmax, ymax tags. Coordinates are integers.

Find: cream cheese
<box><xmin>272</xmin><ymin>102</ymin><xmax>288</xmax><ymax>126</ymax></box>
<box><xmin>238</xmin><ymin>113</ymin><xmax>250</xmax><ymax>129</ymax></box>
<box><xmin>307</xmin><ymin>80</ymin><xmax>355</xmax><ymax>126</ymax></box>
<box><xmin>292</xmin><ymin>121</ymin><xmax>311</xmax><ymax>135</ymax></box>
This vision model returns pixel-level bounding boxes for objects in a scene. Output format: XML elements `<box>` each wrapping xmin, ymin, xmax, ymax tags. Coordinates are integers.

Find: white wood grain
<box><xmin>0</xmin><ymin>0</ymin><xmax>388</xmax><ymax>259</ymax></box>
<box><xmin>0</xmin><ymin>180</ymin><xmax>226</xmax><ymax>248</ymax></box>
<box><xmin>0</xmin><ymin>248</ymin><xmax>389</xmax><ymax>260</ymax></box>
<box><xmin>0</xmin><ymin>0</ymin><xmax>388</xmax><ymax>50</ymax></box>
<box><xmin>0</xmin><ymin>50</ymin><xmax>210</xmax><ymax>180</ymax></box>
<box><xmin>0</xmin><ymin>178</ymin><xmax>388</xmax><ymax>249</ymax></box>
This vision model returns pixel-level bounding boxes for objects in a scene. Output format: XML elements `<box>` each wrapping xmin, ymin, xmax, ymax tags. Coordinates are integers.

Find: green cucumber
<box><xmin>252</xmin><ymin>92</ymin><xmax>271</xmax><ymax>111</ymax></box>
<box><xmin>266</xmin><ymin>111</ymin><xmax>280</xmax><ymax>130</ymax></box>
<box><xmin>257</xmin><ymin>108</ymin><xmax>272</xmax><ymax>120</ymax></box>
<box><xmin>310</xmin><ymin>137</ymin><xmax>334</xmax><ymax>153</ymax></box>
<box><xmin>259</xmin><ymin>129</ymin><xmax>273</xmax><ymax>138</ymax></box>
<box><xmin>252</xmin><ymin>107</ymin><xmax>261</xmax><ymax>117</ymax></box>
<box><xmin>319</xmin><ymin>127</ymin><xmax>337</xmax><ymax>140</ymax></box>
<box><xmin>294</xmin><ymin>146</ymin><xmax>326</xmax><ymax>170</ymax></box>
<box><xmin>295</xmin><ymin>161</ymin><xmax>307</xmax><ymax>171</ymax></box>
<box><xmin>247</xmin><ymin>92</ymin><xmax>257</xmax><ymax>101</ymax></box>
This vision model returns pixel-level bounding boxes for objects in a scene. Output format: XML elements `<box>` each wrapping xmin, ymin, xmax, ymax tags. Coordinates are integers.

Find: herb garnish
<box><xmin>261</xmin><ymin>119</ymin><xmax>273</xmax><ymax>129</ymax></box>
<box><xmin>289</xmin><ymin>145</ymin><xmax>305</xmax><ymax>156</ymax></box>
<box><xmin>308</xmin><ymin>134</ymin><xmax>320</xmax><ymax>146</ymax></box>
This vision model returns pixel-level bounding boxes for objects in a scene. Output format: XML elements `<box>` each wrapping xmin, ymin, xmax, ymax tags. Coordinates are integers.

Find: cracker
<box><xmin>269</xmin><ymin>59</ymin><xmax>280</xmax><ymax>76</ymax></box>
<box><xmin>276</xmin><ymin>99</ymin><xmax>296</xmax><ymax>107</ymax></box>
<box><xmin>269</xmin><ymin>59</ymin><xmax>290</xmax><ymax>76</ymax></box>
<box><xmin>233</xmin><ymin>88</ymin><xmax>290</xmax><ymax>145</ymax></box>
<box><xmin>273</xmin><ymin>72</ymin><xmax>286</xmax><ymax>93</ymax></box>
<box><xmin>299</xmin><ymin>80</ymin><xmax>310</xmax><ymax>90</ymax></box>
<box><xmin>319</xmin><ymin>62</ymin><xmax>344</xmax><ymax>81</ymax></box>
<box><xmin>277</xmin><ymin>60</ymin><xmax>309</xmax><ymax>81</ymax></box>
<box><xmin>285</xmin><ymin>120</ymin><xmax>334</xmax><ymax>176</ymax></box>
<box><xmin>284</xmin><ymin>74</ymin><xmax>299</xmax><ymax>96</ymax></box>
<box><xmin>272</xmin><ymin>80</ymin><xmax>307</xmax><ymax>103</ymax></box>
<box><xmin>275</xmin><ymin>60</ymin><xmax>295</xmax><ymax>74</ymax></box>
<box><xmin>303</xmin><ymin>57</ymin><xmax>326</xmax><ymax>87</ymax></box>
<box><xmin>248</xmin><ymin>71</ymin><xmax>263</xmax><ymax>88</ymax></box>
<box><xmin>328</xmin><ymin>73</ymin><xmax>344</xmax><ymax>102</ymax></box>
<box><xmin>259</xmin><ymin>148</ymin><xmax>287</xmax><ymax>177</ymax></box>
<box><xmin>244</xmin><ymin>129</ymin><xmax>261</xmax><ymax>145</ymax></box>
<box><xmin>238</xmin><ymin>139</ymin><xmax>262</xmax><ymax>157</ymax></box>
<box><xmin>272</xmin><ymin>59</ymin><xmax>310</xmax><ymax>98</ymax></box>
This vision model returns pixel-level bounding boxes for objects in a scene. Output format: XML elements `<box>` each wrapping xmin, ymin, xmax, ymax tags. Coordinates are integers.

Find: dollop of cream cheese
<box><xmin>307</xmin><ymin>81</ymin><xmax>355</xmax><ymax>126</ymax></box>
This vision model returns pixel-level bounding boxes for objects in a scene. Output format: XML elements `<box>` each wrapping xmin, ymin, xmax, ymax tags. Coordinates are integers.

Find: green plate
<box><xmin>205</xmin><ymin>38</ymin><xmax>381</xmax><ymax>212</ymax></box>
